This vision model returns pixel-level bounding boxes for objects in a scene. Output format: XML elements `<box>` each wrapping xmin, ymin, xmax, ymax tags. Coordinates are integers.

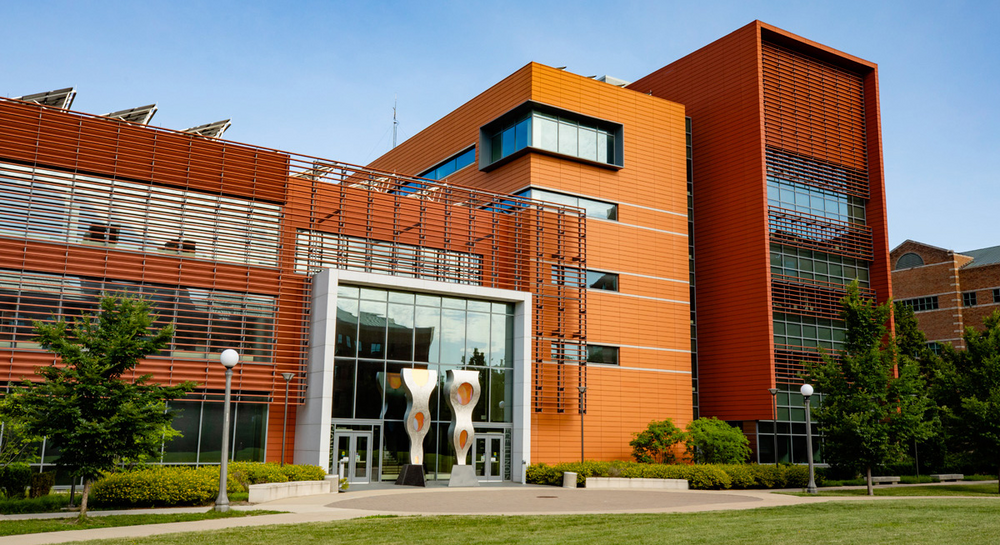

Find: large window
<box><xmin>332</xmin><ymin>285</ymin><xmax>516</xmax><ymax>481</ymax></box>
<box><xmin>418</xmin><ymin>147</ymin><xmax>476</xmax><ymax>181</ymax></box>
<box><xmin>0</xmin><ymin>269</ymin><xmax>277</xmax><ymax>362</ymax></box>
<box><xmin>767</xmin><ymin>177</ymin><xmax>866</xmax><ymax>224</ymax></box>
<box><xmin>520</xmin><ymin>188</ymin><xmax>617</xmax><ymax>221</ymax></box>
<box><xmin>481</xmin><ymin>104</ymin><xmax>622</xmax><ymax>168</ymax></box>
<box><xmin>0</xmin><ymin>162</ymin><xmax>282</xmax><ymax>267</ymax></box>
<box><xmin>295</xmin><ymin>231</ymin><xmax>482</xmax><ymax>285</ymax></box>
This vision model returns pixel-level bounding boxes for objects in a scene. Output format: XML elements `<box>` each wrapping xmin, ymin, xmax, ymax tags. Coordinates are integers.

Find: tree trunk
<box><xmin>78</xmin><ymin>479</ymin><xmax>91</xmax><ymax>519</ymax></box>
<box><xmin>866</xmin><ymin>466</ymin><xmax>874</xmax><ymax>496</ymax></box>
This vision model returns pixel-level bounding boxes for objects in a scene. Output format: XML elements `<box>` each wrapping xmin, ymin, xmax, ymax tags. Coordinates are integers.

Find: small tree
<box><xmin>0</xmin><ymin>397</ymin><xmax>40</xmax><ymax>469</ymax></box>
<box><xmin>684</xmin><ymin>417</ymin><xmax>750</xmax><ymax>464</ymax></box>
<box><xmin>807</xmin><ymin>283</ymin><xmax>934</xmax><ymax>495</ymax></box>
<box><xmin>945</xmin><ymin>311</ymin><xmax>1000</xmax><ymax>494</ymax></box>
<box><xmin>630</xmin><ymin>419</ymin><xmax>685</xmax><ymax>464</ymax></box>
<box><xmin>3</xmin><ymin>294</ymin><xmax>195</xmax><ymax>516</ymax></box>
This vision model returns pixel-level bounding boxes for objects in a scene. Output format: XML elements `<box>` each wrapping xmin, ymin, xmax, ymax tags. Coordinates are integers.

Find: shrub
<box><xmin>29</xmin><ymin>471</ymin><xmax>55</xmax><ymax>498</ymax></box>
<box><xmin>228</xmin><ymin>462</ymin><xmax>287</xmax><ymax>491</ymax></box>
<box><xmin>91</xmin><ymin>466</ymin><xmax>226</xmax><ymax>507</ymax></box>
<box><xmin>0</xmin><ymin>463</ymin><xmax>32</xmax><ymax>498</ymax></box>
<box><xmin>279</xmin><ymin>464</ymin><xmax>326</xmax><ymax>482</ymax></box>
<box><xmin>685</xmin><ymin>418</ymin><xmax>751</xmax><ymax>464</ymax></box>
<box><xmin>630</xmin><ymin>419</ymin><xmax>685</xmax><ymax>464</ymax></box>
<box><xmin>524</xmin><ymin>461</ymin><xmax>825</xmax><ymax>490</ymax></box>
<box><xmin>0</xmin><ymin>493</ymin><xmax>69</xmax><ymax>514</ymax></box>
<box><xmin>91</xmin><ymin>463</ymin><xmax>330</xmax><ymax>508</ymax></box>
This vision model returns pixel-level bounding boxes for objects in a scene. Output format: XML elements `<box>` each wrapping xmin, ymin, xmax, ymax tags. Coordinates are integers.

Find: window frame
<box><xmin>585</xmin><ymin>270</ymin><xmax>619</xmax><ymax>291</ymax></box>
<box><xmin>963</xmin><ymin>291</ymin><xmax>978</xmax><ymax>307</ymax></box>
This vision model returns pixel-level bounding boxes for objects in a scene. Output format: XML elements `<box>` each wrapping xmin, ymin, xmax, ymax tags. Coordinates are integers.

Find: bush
<box><xmin>91</xmin><ymin>463</ymin><xmax>328</xmax><ymax>508</ymax></box>
<box><xmin>685</xmin><ymin>418</ymin><xmax>751</xmax><ymax>464</ymax></box>
<box><xmin>524</xmin><ymin>461</ymin><xmax>823</xmax><ymax>490</ymax></box>
<box><xmin>91</xmin><ymin>466</ymin><xmax>226</xmax><ymax>507</ymax></box>
<box><xmin>630</xmin><ymin>419</ymin><xmax>685</xmax><ymax>464</ymax></box>
<box><xmin>279</xmin><ymin>464</ymin><xmax>326</xmax><ymax>482</ymax></box>
<box><xmin>0</xmin><ymin>493</ymin><xmax>69</xmax><ymax>514</ymax></box>
<box><xmin>29</xmin><ymin>471</ymin><xmax>55</xmax><ymax>498</ymax></box>
<box><xmin>0</xmin><ymin>463</ymin><xmax>32</xmax><ymax>498</ymax></box>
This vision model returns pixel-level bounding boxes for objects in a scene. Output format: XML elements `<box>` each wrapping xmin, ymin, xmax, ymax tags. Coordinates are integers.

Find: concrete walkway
<box><xmin>2</xmin><ymin>480</ymin><xmax>996</xmax><ymax>545</ymax></box>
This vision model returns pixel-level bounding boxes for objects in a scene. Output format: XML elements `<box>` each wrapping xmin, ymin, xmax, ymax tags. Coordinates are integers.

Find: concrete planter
<box><xmin>248</xmin><ymin>480</ymin><xmax>333</xmax><ymax>503</ymax></box>
<box><xmin>585</xmin><ymin>477</ymin><xmax>688</xmax><ymax>490</ymax></box>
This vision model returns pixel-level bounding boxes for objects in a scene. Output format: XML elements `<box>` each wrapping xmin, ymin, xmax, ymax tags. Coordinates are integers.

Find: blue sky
<box><xmin>2</xmin><ymin>0</ymin><xmax>997</xmax><ymax>251</ymax></box>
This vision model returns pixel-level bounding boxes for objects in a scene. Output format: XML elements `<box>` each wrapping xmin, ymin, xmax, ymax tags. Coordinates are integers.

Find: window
<box><xmin>963</xmin><ymin>291</ymin><xmax>978</xmax><ymax>307</ymax></box>
<box><xmin>587</xmin><ymin>345</ymin><xmax>619</xmax><ymax>365</ymax></box>
<box><xmin>551</xmin><ymin>265</ymin><xmax>585</xmax><ymax>286</ymax></box>
<box><xmin>895</xmin><ymin>252</ymin><xmax>924</xmax><ymax>270</ymax></box>
<box><xmin>519</xmin><ymin>188</ymin><xmax>617</xmax><ymax>221</ymax></box>
<box><xmin>898</xmin><ymin>296</ymin><xmax>939</xmax><ymax>312</ymax></box>
<box><xmin>586</xmin><ymin>270</ymin><xmax>618</xmax><ymax>291</ymax></box>
<box><xmin>418</xmin><ymin>147</ymin><xmax>476</xmax><ymax>181</ymax></box>
<box><xmin>481</xmin><ymin>103</ymin><xmax>622</xmax><ymax>168</ymax></box>
<box><xmin>83</xmin><ymin>222</ymin><xmax>120</xmax><ymax>245</ymax></box>
<box><xmin>927</xmin><ymin>342</ymin><xmax>943</xmax><ymax>356</ymax></box>
<box><xmin>994</xmin><ymin>288</ymin><xmax>1000</xmax><ymax>303</ymax></box>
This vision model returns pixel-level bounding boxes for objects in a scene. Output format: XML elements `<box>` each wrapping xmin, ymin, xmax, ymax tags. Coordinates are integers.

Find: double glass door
<box><xmin>474</xmin><ymin>434</ymin><xmax>504</xmax><ymax>482</ymax></box>
<box><xmin>334</xmin><ymin>431</ymin><xmax>372</xmax><ymax>484</ymax></box>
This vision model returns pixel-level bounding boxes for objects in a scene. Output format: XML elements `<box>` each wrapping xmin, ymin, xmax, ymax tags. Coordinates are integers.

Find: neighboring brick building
<box><xmin>891</xmin><ymin>240</ymin><xmax>1000</xmax><ymax>350</ymax></box>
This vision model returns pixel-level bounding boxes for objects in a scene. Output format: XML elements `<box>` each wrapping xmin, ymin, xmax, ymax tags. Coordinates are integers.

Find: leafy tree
<box><xmin>807</xmin><ymin>283</ymin><xmax>934</xmax><ymax>495</ymax></box>
<box><xmin>1</xmin><ymin>294</ymin><xmax>195</xmax><ymax>516</ymax></box>
<box><xmin>630</xmin><ymin>419</ymin><xmax>685</xmax><ymax>464</ymax></box>
<box><xmin>942</xmin><ymin>311</ymin><xmax>1000</xmax><ymax>493</ymax></box>
<box><xmin>684</xmin><ymin>417</ymin><xmax>750</xmax><ymax>464</ymax></box>
<box><xmin>0</xmin><ymin>396</ymin><xmax>40</xmax><ymax>469</ymax></box>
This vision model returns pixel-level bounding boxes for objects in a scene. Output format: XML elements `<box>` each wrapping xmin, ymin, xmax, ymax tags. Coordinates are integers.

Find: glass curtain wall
<box><xmin>332</xmin><ymin>284</ymin><xmax>515</xmax><ymax>481</ymax></box>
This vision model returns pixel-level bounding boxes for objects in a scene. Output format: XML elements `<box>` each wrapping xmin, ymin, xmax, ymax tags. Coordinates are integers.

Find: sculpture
<box><xmin>445</xmin><ymin>369</ymin><xmax>481</xmax><ymax>486</ymax></box>
<box><xmin>398</xmin><ymin>367</ymin><xmax>437</xmax><ymax>486</ymax></box>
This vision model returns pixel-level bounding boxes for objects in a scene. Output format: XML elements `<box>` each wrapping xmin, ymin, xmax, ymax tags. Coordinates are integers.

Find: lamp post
<box><xmin>800</xmin><ymin>383</ymin><xmax>818</xmax><ymax>494</ymax></box>
<box><xmin>281</xmin><ymin>372</ymin><xmax>295</xmax><ymax>466</ymax></box>
<box><xmin>215</xmin><ymin>349</ymin><xmax>239</xmax><ymax>512</ymax></box>
<box><xmin>768</xmin><ymin>388</ymin><xmax>779</xmax><ymax>465</ymax></box>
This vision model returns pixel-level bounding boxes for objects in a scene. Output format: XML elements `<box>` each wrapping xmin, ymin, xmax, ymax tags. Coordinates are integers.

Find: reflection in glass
<box><xmin>333</xmin><ymin>358</ymin><xmax>356</xmax><ymax>418</ymax></box>
<box><xmin>336</xmin><ymin>298</ymin><xmax>359</xmax><ymax>357</ymax></box>
<box><xmin>386</xmin><ymin>303</ymin><xmax>414</xmax><ymax>361</ymax></box>
<box><xmin>414</xmin><ymin>306</ymin><xmax>440</xmax><ymax>362</ymax></box>
<box><xmin>440</xmin><ymin>309</ymin><xmax>466</xmax><ymax>365</ymax></box>
<box><xmin>162</xmin><ymin>401</ymin><xmax>201</xmax><ymax>463</ymax></box>
<box><xmin>466</xmin><ymin>311</ymin><xmax>489</xmax><ymax>364</ymax></box>
<box><xmin>355</xmin><ymin>360</ymin><xmax>384</xmax><ymax>419</ymax></box>
<box><xmin>359</xmin><ymin>300</ymin><xmax>387</xmax><ymax>359</ymax></box>
<box><xmin>490</xmin><ymin>368</ymin><xmax>513</xmax><ymax>423</ymax></box>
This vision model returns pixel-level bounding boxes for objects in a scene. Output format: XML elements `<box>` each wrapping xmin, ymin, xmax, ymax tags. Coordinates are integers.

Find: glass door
<box><xmin>333</xmin><ymin>431</ymin><xmax>372</xmax><ymax>484</ymax></box>
<box><xmin>474</xmin><ymin>434</ymin><xmax>504</xmax><ymax>482</ymax></box>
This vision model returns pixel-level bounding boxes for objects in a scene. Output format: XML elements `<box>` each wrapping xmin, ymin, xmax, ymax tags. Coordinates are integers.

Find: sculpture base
<box><xmin>395</xmin><ymin>464</ymin><xmax>426</xmax><ymax>487</ymax></box>
<box><xmin>448</xmin><ymin>465</ymin><xmax>480</xmax><ymax>487</ymax></box>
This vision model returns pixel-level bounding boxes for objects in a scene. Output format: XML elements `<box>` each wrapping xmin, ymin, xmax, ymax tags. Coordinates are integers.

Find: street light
<box><xmin>281</xmin><ymin>372</ymin><xmax>295</xmax><ymax>466</ymax></box>
<box><xmin>768</xmin><ymin>388</ymin><xmax>779</xmax><ymax>466</ymax></box>
<box><xmin>800</xmin><ymin>383</ymin><xmax>818</xmax><ymax>494</ymax></box>
<box><xmin>215</xmin><ymin>349</ymin><xmax>239</xmax><ymax>513</ymax></box>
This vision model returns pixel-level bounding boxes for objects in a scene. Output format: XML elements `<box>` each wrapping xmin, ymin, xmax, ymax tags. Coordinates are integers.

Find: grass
<box><xmin>0</xmin><ymin>510</ymin><xmax>283</xmax><ymax>537</ymax></box>
<box><xmin>1</xmin><ymin>492</ymin><xmax>252</xmax><ymax>515</ymax></box>
<box><xmin>782</xmin><ymin>483</ymin><xmax>999</xmax><ymax>497</ymax></box>
<box><xmin>57</xmin><ymin>500</ymin><xmax>1000</xmax><ymax>545</ymax></box>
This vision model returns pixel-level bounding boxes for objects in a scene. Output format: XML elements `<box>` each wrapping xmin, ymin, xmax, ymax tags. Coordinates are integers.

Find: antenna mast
<box><xmin>392</xmin><ymin>95</ymin><xmax>398</xmax><ymax>149</ymax></box>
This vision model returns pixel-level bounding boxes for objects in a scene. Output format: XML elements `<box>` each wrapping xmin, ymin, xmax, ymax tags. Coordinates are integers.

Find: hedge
<box><xmin>526</xmin><ymin>461</ymin><xmax>821</xmax><ymax>490</ymax></box>
<box><xmin>91</xmin><ymin>462</ymin><xmax>326</xmax><ymax>507</ymax></box>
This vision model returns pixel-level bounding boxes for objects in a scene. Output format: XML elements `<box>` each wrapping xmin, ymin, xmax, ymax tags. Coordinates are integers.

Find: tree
<box><xmin>0</xmin><ymin>396</ymin><xmax>40</xmax><ymax>469</ymax></box>
<box><xmin>1</xmin><ymin>294</ymin><xmax>195</xmax><ymax>516</ymax></box>
<box><xmin>943</xmin><ymin>311</ymin><xmax>1000</xmax><ymax>494</ymax></box>
<box><xmin>684</xmin><ymin>417</ymin><xmax>750</xmax><ymax>464</ymax></box>
<box><xmin>807</xmin><ymin>283</ymin><xmax>934</xmax><ymax>495</ymax></box>
<box><xmin>630</xmin><ymin>419</ymin><xmax>685</xmax><ymax>464</ymax></box>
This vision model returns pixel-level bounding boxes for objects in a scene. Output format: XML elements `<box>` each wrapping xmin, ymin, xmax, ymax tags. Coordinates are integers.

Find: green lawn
<box><xmin>783</xmin><ymin>483</ymin><xmax>999</xmax><ymax>497</ymax></box>
<box><xmin>0</xmin><ymin>510</ymin><xmax>282</xmax><ymax>537</ymax></box>
<box><xmin>65</xmin><ymin>500</ymin><xmax>1000</xmax><ymax>545</ymax></box>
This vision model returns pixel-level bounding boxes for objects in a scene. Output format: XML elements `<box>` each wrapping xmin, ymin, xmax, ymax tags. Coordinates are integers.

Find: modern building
<box><xmin>0</xmin><ymin>20</ymin><xmax>891</xmax><ymax>481</ymax></box>
<box><xmin>891</xmin><ymin>240</ymin><xmax>1000</xmax><ymax>350</ymax></box>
